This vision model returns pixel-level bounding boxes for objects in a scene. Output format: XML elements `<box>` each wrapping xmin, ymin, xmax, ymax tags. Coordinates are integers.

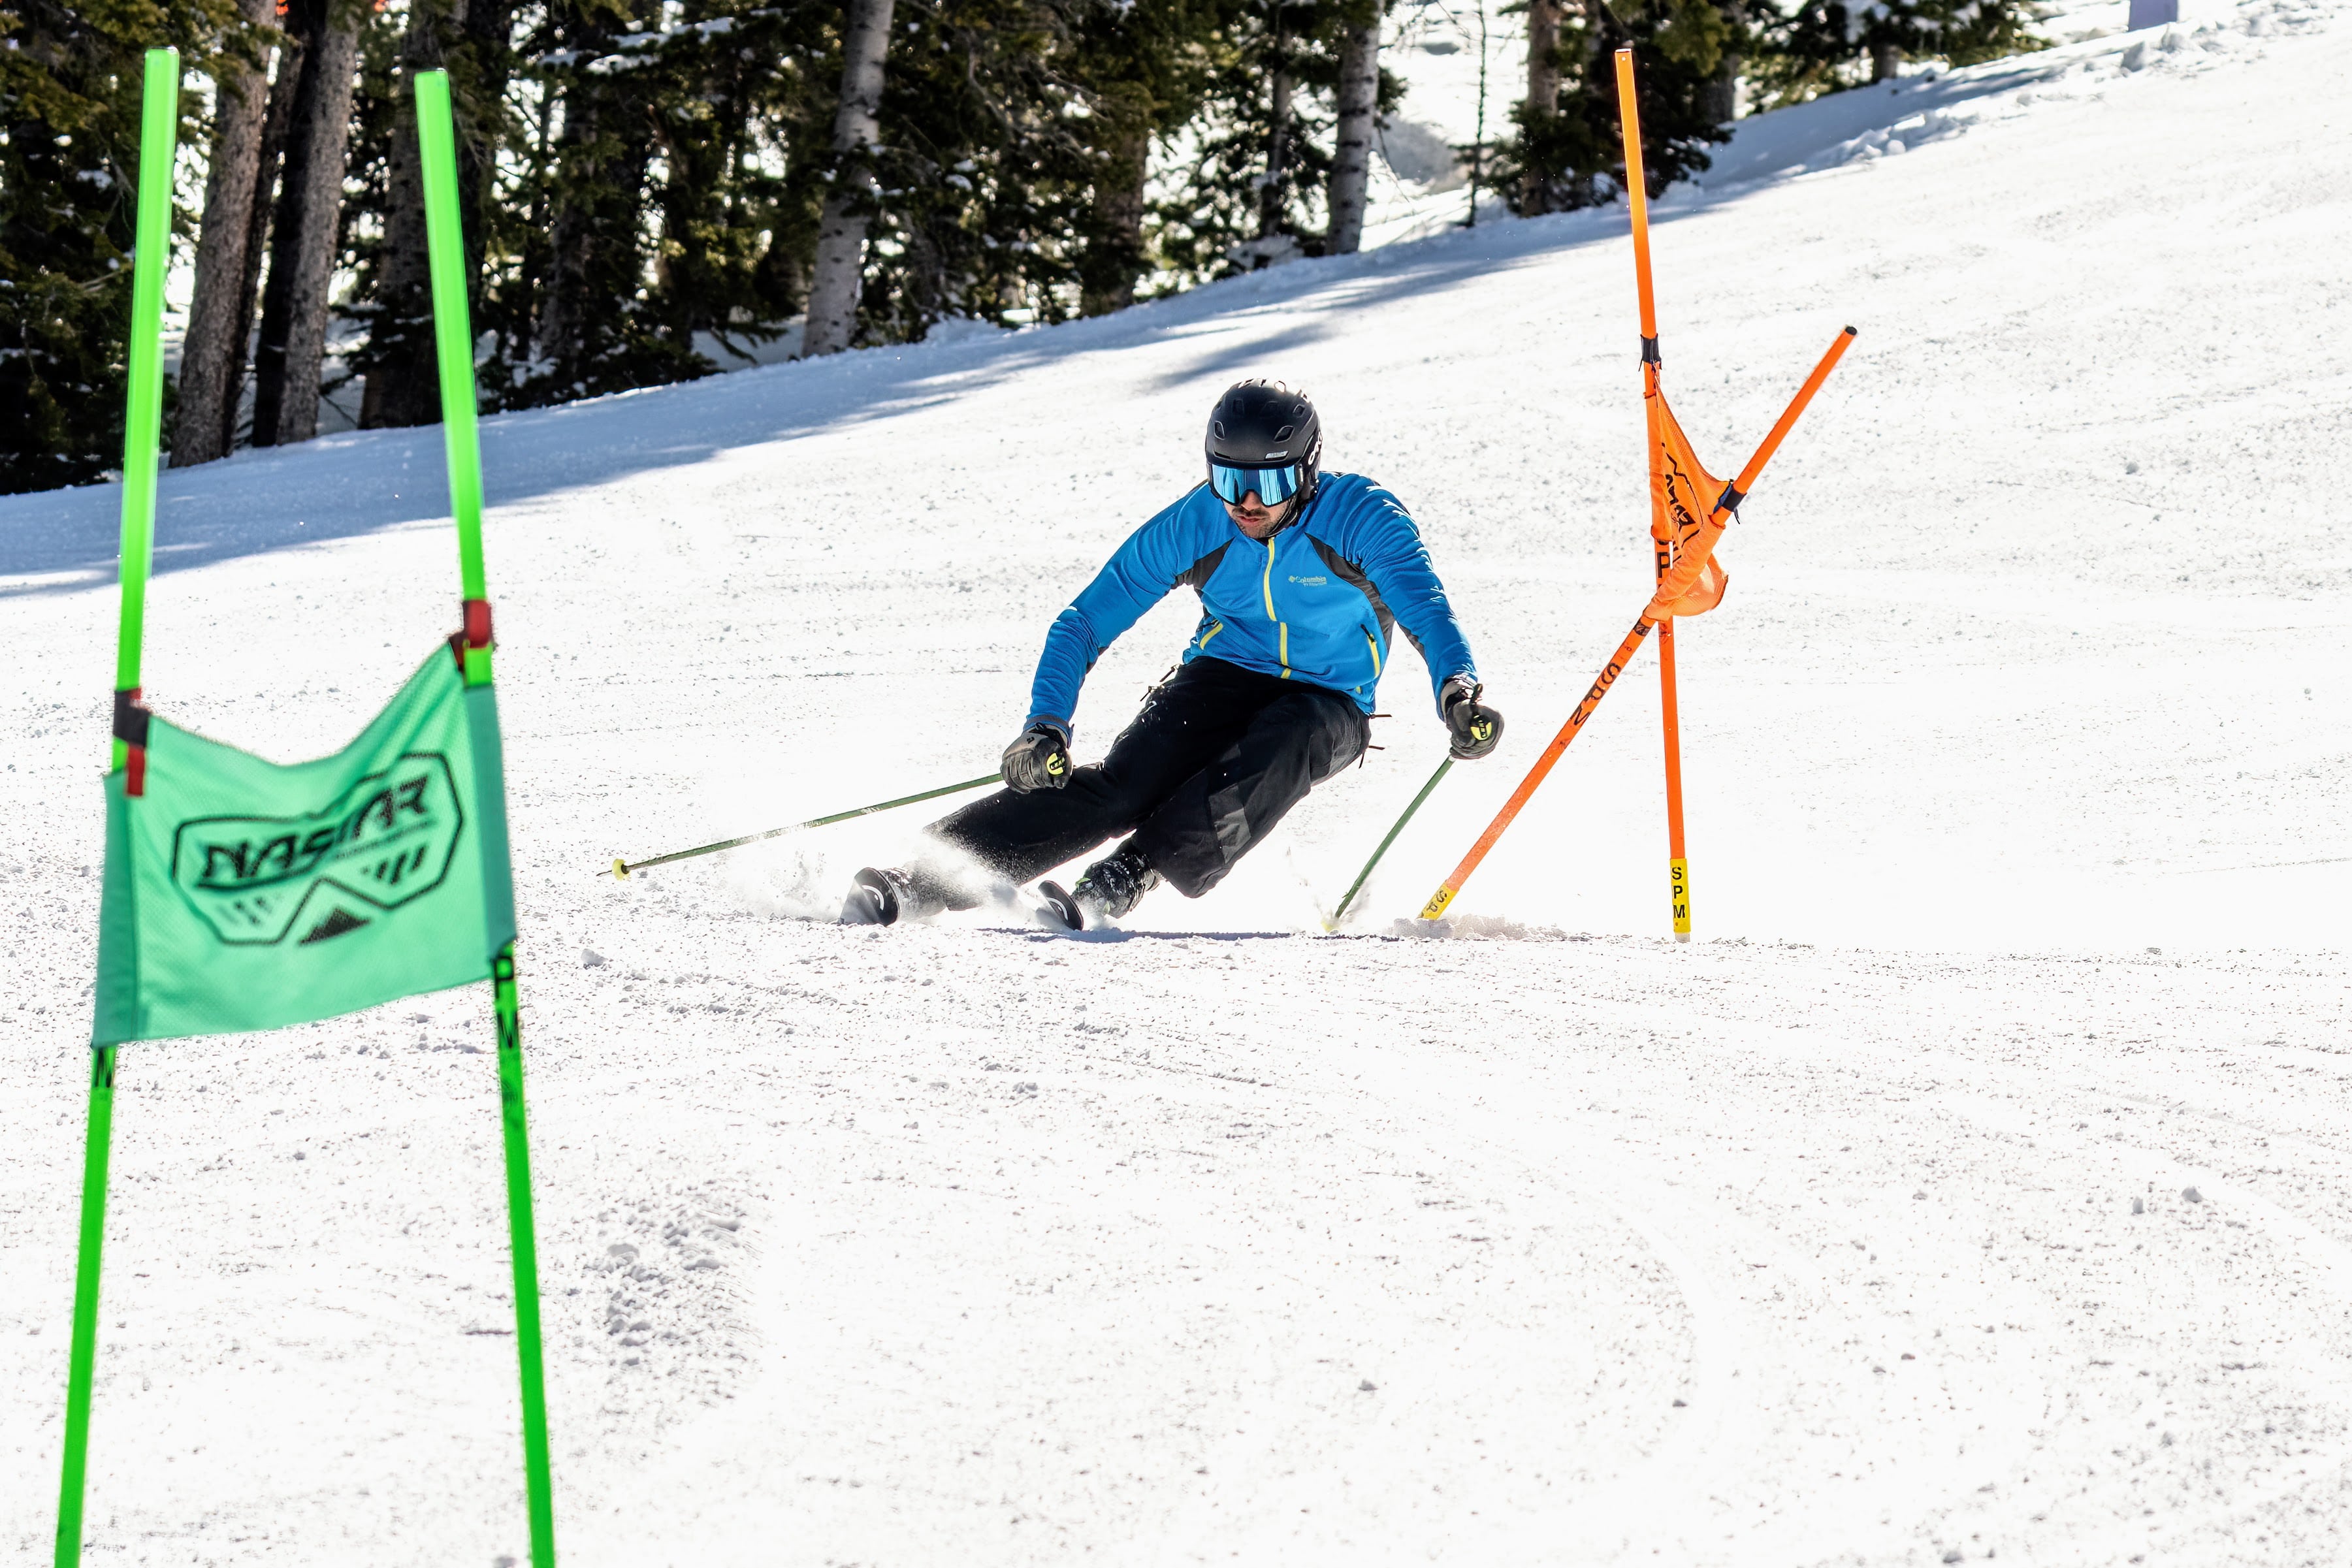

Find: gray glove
<box><xmin>1441</xmin><ymin>677</ymin><xmax>1504</xmax><ymax>761</ymax></box>
<box><xmin>1001</xmin><ymin>721</ymin><xmax>1073</xmax><ymax>793</ymax></box>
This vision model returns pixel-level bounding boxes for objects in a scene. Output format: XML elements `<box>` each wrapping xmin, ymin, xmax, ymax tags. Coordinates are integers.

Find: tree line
<box><xmin>1</xmin><ymin>0</ymin><xmax>2035</xmax><ymax>494</ymax></box>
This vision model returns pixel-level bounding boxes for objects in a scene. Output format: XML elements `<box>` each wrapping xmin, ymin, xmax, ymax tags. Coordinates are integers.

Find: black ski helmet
<box><xmin>1205</xmin><ymin>379</ymin><xmax>1322</xmax><ymax>505</ymax></box>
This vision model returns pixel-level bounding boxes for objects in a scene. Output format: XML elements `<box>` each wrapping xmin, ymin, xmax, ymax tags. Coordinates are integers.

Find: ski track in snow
<box><xmin>5</xmin><ymin>1</ymin><xmax>2351</xmax><ymax>1561</ymax></box>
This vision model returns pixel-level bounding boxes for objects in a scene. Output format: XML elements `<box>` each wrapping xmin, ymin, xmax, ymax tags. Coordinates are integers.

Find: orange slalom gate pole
<box><xmin>1615</xmin><ymin>48</ymin><xmax>1659</xmax><ymax>352</ymax></box>
<box><xmin>1615</xmin><ymin>47</ymin><xmax>1694</xmax><ymax>940</ymax></box>
<box><xmin>1722</xmin><ymin>328</ymin><xmax>1856</xmax><ymax>510</ymax></box>
<box><xmin>1415</xmin><ymin>325</ymin><xmax>1856</xmax><ymax>924</ymax></box>
<box><xmin>1415</xmin><ymin>614</ymin><xmax>1666</xmax><ymax>923</ymax></box>
<box><xmin>1657</xmin><ymin>613</ymin><xmax>1691</xmax><ymax>935</ymax></box>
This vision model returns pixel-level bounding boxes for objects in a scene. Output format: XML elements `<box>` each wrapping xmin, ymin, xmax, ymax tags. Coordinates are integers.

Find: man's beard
<box><xmin>1240</xmin><ymin>496</ymin><xmax>1298</xmax><ymax>537</ymax></box>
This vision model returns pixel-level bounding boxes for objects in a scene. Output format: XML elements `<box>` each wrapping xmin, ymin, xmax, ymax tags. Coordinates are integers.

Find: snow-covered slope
<box><xmin>5</xmin><ymin>5</ymin><xmax>2350</xmax><ymax>1563</ymax></box>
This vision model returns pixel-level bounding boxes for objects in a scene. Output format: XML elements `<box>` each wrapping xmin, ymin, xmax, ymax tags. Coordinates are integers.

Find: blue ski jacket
<box><xmin>1027</xmin><ymin>472</ymin><xmax>1478</xmax><ymax>734</ymax></box>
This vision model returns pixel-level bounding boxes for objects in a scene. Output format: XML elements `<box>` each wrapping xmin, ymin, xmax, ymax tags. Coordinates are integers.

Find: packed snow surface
<box><xmin>6</xmin><ymin>5</ymin><xmax>2352</xmax><ymax>1563</ymax></box>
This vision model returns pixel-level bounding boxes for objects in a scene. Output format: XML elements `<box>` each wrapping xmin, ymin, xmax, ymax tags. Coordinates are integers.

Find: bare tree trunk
<box><xmin>534</xmin><ymin>38</ymin><xmax>598</xmax><ymax>377</ymax></box>
<box><xmin>536</xmin><ymin>56</ymin><xmax>652</xmax><ymax>386</ymax></box>
<box><xmin>216</xmin><ymin>25</ymin><xmax>302</xmax><ymax>454</ymax></box>
<box><xmin>1259</xmin><ymin>35</ymin><xmax>1293</xmax><ymax>241</ymax></box>
<box><xmin>362</xmin><ymin>0</ymin><xmax>514</xmax><ymax>426</ymax></box>
<box><xmin>1703</xmin><ymin>0</ymin><xmax>1741</xmax><ymax>124</ymax></box>
<box><xmin>1578</xmin><ymin>0</ymin><xmax>1613</xmax><ymax>206</ymax></box>
<box><xmin>1464</xmin><ymin>1</ymin><xmax>1489</xmax><ymax>227</ymax></box>
<box><xmin>1871</xmin><ymin>40</ymin><xmax>1901</xmax><ymax>80</ymax></box>
<box><xmin>1079</xmin><ymin>97</ymin><xmax>1150</xmax><ymax>317</ymax></box>
<box><xmin>251</xmin><ymin>0</ymin><xmax>362</xmax><ymax>447</ymax></box>
<box><xmin>1525</xmin><ymin>0</ymin><xmax>1561</xmax><ymax>112</ymax></box>
<box><xmin>509</xmin><ymin>86</ymin><xmax>557</xmax><ymax>360</ymax></box>
<box><xmin>801</xmin><ymin>0</ymin><xmax>898</xmax><ymax>357</ymax></box>
<box><xmin>1327</xmin><ymin>16</ymin><xmax>1380</xmax><ymax>255</ymax></box>
<box><xmin>1518</xmin><ymin>0</ymin><xmax>1562</xmax><ymax>213</ymax></box>
<box><xmin>273</xmin><ymin>0</ymin><xmax>362</xmax><ymax>444</ymax></box>
<box><xmin>755</xmin><ymin>236</ymin><xmax>810</xmax><ymax>321</ymax></box>
<box><xmin>457</xmin><ymin>0</ymin><xmax>518</xmax><ymax>254</ymax></box>
<box><xmin>172</xmin><ymin>0</ymin><xmax>276</xmax><ymax>466</ymax></box>
<box><xmin>536</xmin><ymin>83</ymin><xmax>601</xmax><ymax>380</ymax></box>
<box><xmin>361</xmin><ymin>0</ymin><xmax>449</xmax><ymax>429</ymax></box>
<box><xmin>1703</xmin><ymin>56</ymin><xmax>1739</xmax><ymax>124</ymax></box>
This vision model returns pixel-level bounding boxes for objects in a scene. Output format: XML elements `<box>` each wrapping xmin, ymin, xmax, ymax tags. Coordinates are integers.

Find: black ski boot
<box><xmin>840</xmin><ymin>865</ymin><xmax>946</xmax><ymax>926</ymax></box>
<box><xmin>1039</xmin><ymin>845</ymin><xmax>1161</xmax><ymax>931</ymax></box>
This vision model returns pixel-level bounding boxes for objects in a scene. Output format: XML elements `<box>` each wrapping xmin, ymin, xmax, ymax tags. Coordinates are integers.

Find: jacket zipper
<box><xmin>1261</xmin><ymin>538</ymin><xmax>1290</xmax><ymax>678</ymax></box>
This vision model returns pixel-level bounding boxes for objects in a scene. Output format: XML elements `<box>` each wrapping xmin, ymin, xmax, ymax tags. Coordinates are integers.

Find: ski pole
<box><xmin>1325</xmin><ymin>756</ymin><xmax>1453</xmax><ymax>930</ymax></box>
<box><xmin>608</xmin><ymin>773</ymin><xmax>1001</xmax><ymax>878</ymax></box>
<box><xmin>1415</xmin><ymin>325</ymin><xmax>1856</xmax><ymax>923</ymax></box>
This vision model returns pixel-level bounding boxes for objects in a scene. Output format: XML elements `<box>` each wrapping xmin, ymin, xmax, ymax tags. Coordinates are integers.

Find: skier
<box><xmin>841</xmin><ymin>379</ymin><xmax>1504</xmax><ymax>929</ymax></box>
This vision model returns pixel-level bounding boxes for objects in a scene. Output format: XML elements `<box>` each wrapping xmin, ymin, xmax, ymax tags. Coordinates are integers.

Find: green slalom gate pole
<box><xmin>61</xmin><ymin>49</ymin><xmax>177</xmax><ymax>1568</ymax></box>
<box><xmin>418</xmin><ymin>69</ymin><xmax>556</xmax><ymax>1568</ymax></box>
<box><xmin>55</xmin><ymin>1051</ymin><xmax>120</xmax><ymax>1568</ymax></box>
<box><xmin>417</xmin><ymin>70</ymin><xmax>492</xmax><ymax>686</ymax></box>
<box><xmin>110</xmin><ymin>48</ymin><xmax>178</xmax><ymax>765</ymax></box>
<box><xmin>608</xmin><ymin>772</ymin><xmax>1004</xmax><ymax>878</ymax></box>
<box><xmin>1325</xmin><ymin>756</ymin><xmax>1452</xmax><ymax>931</ymax></box>
<box><xmin>492</xmin><ymin>946</ymin><xmax>555</xmax><ymax>1568</ymax></box>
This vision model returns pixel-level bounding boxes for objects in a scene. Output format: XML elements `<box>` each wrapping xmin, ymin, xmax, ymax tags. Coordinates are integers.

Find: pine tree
<box><xmin>1156</xmin><ymin>0</ymin><xmax>1351</xmax><ymax>278</ymax></box>
<box><xmin>803</xmin><ymin>0</ymin><xmax>1184</xmax><ymax>344</ymax></box>
<box><xmin>509</xmin><ymin>0</ymin><xmax>713</xmax><ymax>402</ymax></box>
<box><xmin>328</xmin><ymin>3</ymin><xmax>406</xmax><ymax>429</ymax></box>
<box><xmin>1746</xmin><ymin>0</ymin><xmax>2042</xmax><ymax>108</ymax></box>
<box><xmin>1064</xmin><ymin>0</ymin><xmax>1226</xmax><ymax>315</ymax></box>
<box><xmin>349</xmin><ymin>0</ymin><xmax>519</xmax><ymax>428</ymax></box>
<box><xmin>322</xmin><ymin>0</ymin><xmax>833</xmax><ymax>408</ymax></box>
<box><xmin>637</xmin><ymin>0</ymin><xmax>816</xmax><ymax>359</ymax></box>
<box><xmin>1516</xmin><ymin>0</ymin><xmax>1564</xmax><ymax>213</ymax></box>
<box><xmin>1494</xmin><ymin>0</ymin><xmax>1733</xmax><ymax>216</ymax></box>
<box><xmin>1</xmin><ymin>0</ymin><xmax>234</xmax><ymax>492</ymax></box>
<box><xmin>863</xmin><ymin>0</ymin><xmax>1095</xmax><ymax>336</ymax></box>
<box><xmin>5</xmin><ymin>0</ymin><xmax>2061</xmax><ymax>491</ymax></box>
<box><xmin>1700</xmin><ymin>0</ymin><xmax>1745</xmax><ymax>122</ymax></box>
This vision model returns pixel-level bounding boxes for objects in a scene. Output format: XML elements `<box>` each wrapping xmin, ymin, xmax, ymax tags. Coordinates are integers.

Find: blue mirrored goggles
<box><xmin>1209</xmin><ymin>461</ymin><xmax>1303</xmax><ymax>505</ymax></box>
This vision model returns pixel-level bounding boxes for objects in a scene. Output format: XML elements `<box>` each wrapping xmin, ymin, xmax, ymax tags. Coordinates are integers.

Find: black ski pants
<box><xmin>927</xmin><ymin>656</ymin><xmax>1370</xmax><ymax>899</ymax></box>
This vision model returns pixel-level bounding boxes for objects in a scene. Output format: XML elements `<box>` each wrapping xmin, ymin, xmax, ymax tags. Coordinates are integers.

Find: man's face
<box><xmin>1224</xmin><ymin>492</ymin><xmax>1288</xmax><ymax>540</ymax></box>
